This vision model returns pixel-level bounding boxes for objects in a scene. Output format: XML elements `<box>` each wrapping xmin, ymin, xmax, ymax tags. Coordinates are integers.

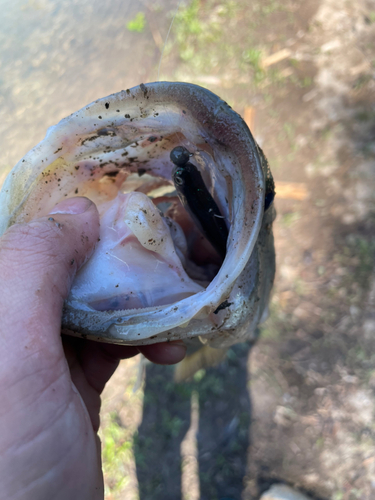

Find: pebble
<box><xmin>260</xmin><ymin>484</ymin><xmax>313</xmax><ymax>500</ymax></box>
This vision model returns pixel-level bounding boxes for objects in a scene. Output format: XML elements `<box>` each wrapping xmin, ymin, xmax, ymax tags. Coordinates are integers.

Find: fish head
<box><xmin>0</xmin><ymin>82</ymin><xmax>275</xmax><ymax>348</ymax></box>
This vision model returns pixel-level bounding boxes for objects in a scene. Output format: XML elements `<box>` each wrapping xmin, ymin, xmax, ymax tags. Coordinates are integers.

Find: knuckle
<box><xmin>1</xmin><ymin>220</ymin><xmax>62</xmax><ymax>257</ymax></box>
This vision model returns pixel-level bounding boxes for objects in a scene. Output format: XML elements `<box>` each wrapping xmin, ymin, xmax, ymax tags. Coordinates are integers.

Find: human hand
<box><xmin>0</xmin><ymin>197</ymin><xmax>186</xmax><ymax>500</ymax></box>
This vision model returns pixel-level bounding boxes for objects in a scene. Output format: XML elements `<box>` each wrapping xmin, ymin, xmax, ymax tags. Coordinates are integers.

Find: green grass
<box><xmin>355</xmin><ymin>237</ymin><xmax>375</xmax><ymax>286</ymax></box>
<box><xmin>283</xmin><ymin>122</ymin><xmax>297</xmax><ymax>149</ymax></box>
<box><xmin>288</xmin><ymin>73</ymin><xmax>313</xmax><ymax>89</ymax></box>
<box><xmin>353</xmin><ymin>74</ymin><xmax>372</xmax><ymax>91</ymax></box>
<box><xmin>241</xmin><ymin>48</ymin><xmax>266</xmax><ymax>84</ymax></box>
<box><xmin>161</xmin><ymin>410</ymin><xmax>184</xmax><ymax>438</ymax></box>
<box><xmin>252</xmin><ymin>0</ymin><xmax>284</xmax><ymax>16</ymax></box>
<box><xmin>126</xmin><ymin>12</ymin><xmax>146</xmax><ymax>33</ymax></box>
<box><xmin>193</xmin><ymin>368</ymin><xmax>206</xmax><ymax>382</ymax></box>
<box><xmin>261</xmin><ymin>2</ymin><xmax>281</xmax><ymax>15</ymax></box>
<box><xmin>332</xmin><ymin>492</ymin><xmax>344</xmax><ymax>500</ymax></box>
<box><xmin>166</xmin><ymin>0</ymin><xmax>268</xmax><ymax>88</ymax></box>
<box><xmin>172</xmin><ymin>0</ymin><xmax>221</xmax><ymax>68</ymax></box>
<box><xmin>344</xmin><ymin>235</ymin><xmax>375</xmax><ymax>292</ymax></box>
<box><xmin>101</xmin><ymin>413</ymin><xmax>134</xmax><ymax>494</ymax></box>
<box><xmin>259</xmin><ymin>302</ymin><xmax>290</xmax><ymax>341</ymax></box>
<box><xmin>355</xmin><ymin>110</ymin><xmax>375</xmax><ymax>122</ymax></box>
<box><xmin>280</xmin><ymin>211</ymin><xmax>301</xmax><ymax>227</ymax></box>
<box><xmin>330</xmin><ymin>234</ymin><xmax>375</xmax><ymax>310</ymax></box>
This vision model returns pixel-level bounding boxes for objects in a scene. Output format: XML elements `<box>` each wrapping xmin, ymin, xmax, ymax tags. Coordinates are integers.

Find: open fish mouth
<box><xmin>0</xmin><ymin>82</ymin><xmax>275</xmax><ymax>347</ymax></box>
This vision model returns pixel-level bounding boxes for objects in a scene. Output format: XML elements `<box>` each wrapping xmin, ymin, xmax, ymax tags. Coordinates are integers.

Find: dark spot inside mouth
<box><xmin>138</xmin><ymin>168</ymin><xmax>147</xmax><ymax>176</ymax></box>
<box><xmin>81</xmin><ymin>135</ymin><xmax>100</xmax><ymax>146</ymax></box>
<box><xmin>125</xmin><ymin>114</ymin><xmax>130</xmax><ymax>119</ymax></box>
<box><xmin>97</xmin><ymin>128</ymin><xmax>116</xmax><ymax>137</ymax></box>
<box><xmin>213</xmin><ymin>300</ymin><xmax>232</xmax><ymax>314</ymax></box>
<box><xmin>105</xmin><ymin>171</ymin><xmax>119</xmax><ymax>177</ymax></box>
<box><xmin>148</xmin><ymin>136</ymin><xmax>157</xmax><ymax>142</ymax></box>
<box><xmin>105</xmin><ymin>102</ymin><xmax>109</xmax><ymax>109</ymax></box>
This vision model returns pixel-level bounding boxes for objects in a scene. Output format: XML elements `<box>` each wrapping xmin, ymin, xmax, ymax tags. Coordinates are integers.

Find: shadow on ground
<box><xmin>135</xmin><ymin>343</ymin><xmax>252</xmax><ymax>500</ymax></box>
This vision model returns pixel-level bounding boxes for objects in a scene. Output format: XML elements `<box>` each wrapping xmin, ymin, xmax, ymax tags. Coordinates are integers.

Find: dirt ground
<box><xmin>1</xmin><ymin>0</ymin><xmax>375</xmax><ymax>499</ymax></box>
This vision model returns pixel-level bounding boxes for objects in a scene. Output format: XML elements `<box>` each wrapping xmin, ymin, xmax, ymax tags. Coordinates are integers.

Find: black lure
<box><xmin>170</xmin><ymin>146</ymin><xmax>228</xmax><ymax>260</ymax></box>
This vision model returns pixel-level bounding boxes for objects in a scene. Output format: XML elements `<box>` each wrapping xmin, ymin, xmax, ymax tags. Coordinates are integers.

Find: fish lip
<box><xmin>0</xmin><ymin>82</ymin><xmax>266</xmax><ymax>345</ymax></box>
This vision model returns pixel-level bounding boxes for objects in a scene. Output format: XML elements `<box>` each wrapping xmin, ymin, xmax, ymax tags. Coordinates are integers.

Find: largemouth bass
<box><xmin>0</xmin><ymin>82</ymin><xmax>275</xmax><ymax>348</ymax></box>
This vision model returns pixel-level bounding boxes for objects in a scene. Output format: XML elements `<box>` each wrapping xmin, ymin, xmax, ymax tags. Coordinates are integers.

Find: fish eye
<box><xmin>174</xmin><ymin>175</ymin><xmax>184</xmax><ymax>186</ymax></box>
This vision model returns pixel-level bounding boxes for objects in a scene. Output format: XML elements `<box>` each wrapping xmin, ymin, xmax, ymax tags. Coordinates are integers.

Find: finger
<box><xmin>65</xmin><ymin>336</ymin><xmax>186</xmax><ymax>409</ymax></box>
<box><xmin>66</xmin><ymin>337</ymin><xmax>140</xmax><ymax>395</ymax></box>
<box><xmin>139</xmin><ymin>340</ymin><xmax>187</xmax><ymax>365</ymax></box>
<box><xmin>76</xmin><ymin>340</ymin><xmax>187</xmax><ymax>392</ymax></box>
<box><xmin>0</xmin><ymin>197</ymin><xmax>100</xmax><ymax>367</ymax></box>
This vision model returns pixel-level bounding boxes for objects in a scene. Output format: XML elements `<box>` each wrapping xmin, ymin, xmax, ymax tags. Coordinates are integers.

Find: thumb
<box><xmin>0</xmin><ymin>197</ymin><xmax>100</xmax><ymax>362</ymax></box>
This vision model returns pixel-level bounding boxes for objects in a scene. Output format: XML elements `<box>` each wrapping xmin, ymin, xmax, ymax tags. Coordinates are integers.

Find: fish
<box><xmin>0</xmin><ymin>81</ymin><xmax>276</xmax><ymax>348</ymax></box>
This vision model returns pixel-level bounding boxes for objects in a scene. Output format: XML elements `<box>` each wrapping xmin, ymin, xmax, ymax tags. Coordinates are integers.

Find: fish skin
<box><xmin>0</xmin><ymin>82</ymin><xmax>275</xmax><ymax>348</ymax></box>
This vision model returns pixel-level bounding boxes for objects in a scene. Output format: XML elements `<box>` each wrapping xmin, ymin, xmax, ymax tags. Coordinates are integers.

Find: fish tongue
<box><xmin>66</xmin><ymin>191</ymin><xmax>203</xmax><ymax>312</ymax></box>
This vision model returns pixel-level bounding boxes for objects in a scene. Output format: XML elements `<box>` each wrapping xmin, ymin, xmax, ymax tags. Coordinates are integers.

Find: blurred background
<box><xmin>1</xmin><ymin>0</ymin><xmax>375</xmax><ymax>499</ymax></box>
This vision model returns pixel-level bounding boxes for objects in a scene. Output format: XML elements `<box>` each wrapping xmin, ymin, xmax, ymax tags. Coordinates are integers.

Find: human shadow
<box><xmin>134</xmin><ymin>342</ymin><xmax>252</xmax><ymax>500</ymax></box>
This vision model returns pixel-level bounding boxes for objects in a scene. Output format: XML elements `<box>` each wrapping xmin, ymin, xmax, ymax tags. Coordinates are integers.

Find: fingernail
<box><xmin>167</xmin><ymin>342</ymin><xmax>187</xmax><ymax>361</ymax></box>
<box><xmin>168</xmin><ymin>340</ymin><xmax>187</xmax><ymax>354</ymax></box>
<box><xmin>49</xmin><ymin>197</ymin><xmax>93</xmax><ymax>215</ymax></box>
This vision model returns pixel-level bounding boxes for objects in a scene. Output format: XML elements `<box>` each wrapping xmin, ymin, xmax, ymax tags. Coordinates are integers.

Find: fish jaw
<box><xmin>0</xmin><ymin>82</ymin><xmax>274</xmax><ymax>347</ymax></box>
